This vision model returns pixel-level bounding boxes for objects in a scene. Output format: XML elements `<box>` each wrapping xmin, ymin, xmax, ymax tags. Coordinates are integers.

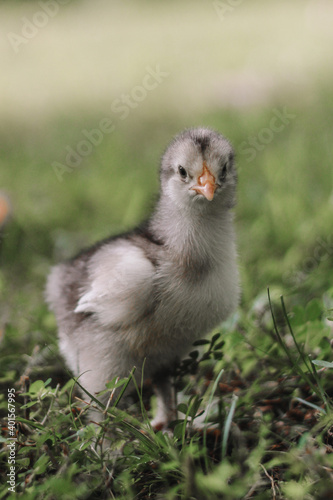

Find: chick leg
<box><xmin>150</xmin><ymin>375</ymin><xmax>177</xmax><ymax>430</ymax></box>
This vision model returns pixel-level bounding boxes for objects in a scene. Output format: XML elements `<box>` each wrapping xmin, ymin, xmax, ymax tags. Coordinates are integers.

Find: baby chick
<box><xmin>46</xmin><ymin>127</ymin><xmax>240</xmax><ymax>428</ymax></box>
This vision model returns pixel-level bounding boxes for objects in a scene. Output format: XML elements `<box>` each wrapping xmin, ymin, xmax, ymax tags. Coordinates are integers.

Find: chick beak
<box><xmin>191</xmin><ymin>162</ymin><xmax>217</xmax><ymax>201</ymax></box>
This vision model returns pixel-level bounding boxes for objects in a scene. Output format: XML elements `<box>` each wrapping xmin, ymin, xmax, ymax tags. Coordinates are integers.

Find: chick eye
<box><xmin>219</xmin><ymin>164</ymin><xmax>228</xmax><ymax>182</ymax></box>
<box><xmin>178</xmin><ymin>165</ymin><xmax>188</xmax><ymax>179</ymax></box>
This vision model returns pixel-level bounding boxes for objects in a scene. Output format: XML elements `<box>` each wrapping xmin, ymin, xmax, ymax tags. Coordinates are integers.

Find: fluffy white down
<box><xmin>75</xmin><ymin>242</ymin><xmax>155</xmax><ymax>327</ymax></box>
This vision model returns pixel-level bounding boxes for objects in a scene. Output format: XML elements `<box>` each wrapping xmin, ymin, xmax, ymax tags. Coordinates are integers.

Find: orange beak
<box><xmin>191</xmin><ymin>162</ymin><xmax>217</xmax><ymax>201</ymax></box>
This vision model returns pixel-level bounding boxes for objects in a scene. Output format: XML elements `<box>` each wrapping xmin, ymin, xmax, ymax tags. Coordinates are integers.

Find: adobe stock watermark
<box><xmin>52</xmin><ymin>64</ymin><xmax>170</xmax><ymax>182</ymax></box>
<box><xmin>282</xmin><ymin>234</ymin><xmax>333</xmax><ymax>289</ymax></box>
<box><xmin>6</xmin><ymin>388</ymin><xmax>17</xmax><ymax>494</ymax></box>
<box><xmin>213</xmin><ymin>0</ymin><xmax>244</xmax><ymax>21</ymax></box>
<box><xmin>7</xmin><ymin>0</ymin><xmax>71</xmax><ymax>54</ymax></box>
<box><xmin>239</xmin><ymin>107</ymin><xmax>296</xmax><ymax>163</ymax></box>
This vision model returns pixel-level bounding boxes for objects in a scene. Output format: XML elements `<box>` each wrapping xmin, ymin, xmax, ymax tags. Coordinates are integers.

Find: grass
<box><xmin>1</xmin><ymin>5</ymin><xmax>333</xmax><ymax>492</ymax></box>
<box><xmin>1</xmin><ymin>293</ymin><xmax>333</xmax><ymax>498</ymax></box>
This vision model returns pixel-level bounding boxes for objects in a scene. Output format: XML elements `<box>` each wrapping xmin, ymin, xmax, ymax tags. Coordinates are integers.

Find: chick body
<box><xmin>46</xmin><ymin>128</ymin><xmax>240</xmax><ymax>427</ymax></box>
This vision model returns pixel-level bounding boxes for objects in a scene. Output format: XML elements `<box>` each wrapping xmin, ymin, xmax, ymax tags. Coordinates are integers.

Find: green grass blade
<box><xmin>202</xmin><ymin>367</ymin><xmax>224</xmax><ymax>470</ymax></box>
<box><xmin>280</xmin><ymin>295</ymin><xmax>312</xmax><ymax>373</ymax></box>
<box><xmin>221</xmin><ymin>393</ymin><xmax>238</xmax><ymax>460</ymax></box>
<box><xmin>295</xmin><ymin>397</ymin><xmax>326</xmax><ymax>414</ymax></box>
<box><xmin>112</xmin><ymin>367</ymin><xmax>136</xmax><ymax>408</ymax></box>
<box><xmin>268</xmin><ymin>290</ymin><xmax>320</xmax><ymax>397</ymax></box>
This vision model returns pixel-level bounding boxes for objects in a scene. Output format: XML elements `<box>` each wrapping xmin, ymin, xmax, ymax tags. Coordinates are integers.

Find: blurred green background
<box><xmin>1</xmin><ymin>0</ymin><xmax>333</xmax><ymax>331</ymax></box>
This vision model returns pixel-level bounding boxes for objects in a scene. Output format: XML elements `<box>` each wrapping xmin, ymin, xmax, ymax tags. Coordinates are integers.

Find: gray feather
<box><xmin>45</xmin><ymin>127</ymin><xmax>240</xmax><ymax>427</ymax></box>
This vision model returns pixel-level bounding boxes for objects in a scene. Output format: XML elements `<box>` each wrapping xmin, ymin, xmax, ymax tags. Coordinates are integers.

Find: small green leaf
<box><xmin>312</xmin><ymin>359</ymin><xmax>333</xmax><ymax>368</ymax></box>
<box><xmin>211</xmin><ymin>333</ymin><xmax>221</xmax><ymax>346</ymax></box>
<box><xmin>20</xmin><ymin>400</ymin><xmax>38</xmax><ymax>409</ymax></box>
<box><xmin>16</xmin><ymin>417</ymin><xmax>45</xmax><ymax>430</ymax></box>
<box><xmin>29</xmin><ymin>380</ymin><xmax>45</xmax><ymax>395</ymax></box>
<box><xmin>193</xmin><ymin>339</ymin><xmax>210</xmax><ymax>346</ymax></box>
<box><xmin>214</xmin><ymin>340</ymin><xmax>225</xmax><ymax>350</ymax></box>
<box><xmin>105</xmin><ymin>377</ymin><xmax>128</xmax><ymax>390</ymax></box>
<box><xmin>188</xmin><ymin>397</ymin><xmax>202</xmax><ymax>419</ymax></box>
<box><xmin>34</xmin><ymin>454</ymin><xmax>50</xmax><ymax>475</ymax></box>
<box><xmin>44</xmin><ymin>378</ymin><xmax>52</xmax><ymax>387</ymax></box>
<box><xmin>177</xmin><ymin>403</ymin><xmax>188</xmax><ymax>415</ymax></box>
<box><xmin>16</xmin><ymin>458</ymin><xmax>30</xmax><ymax>467</ymax></box>
<box><xmin>173</xmin><ymin>421</ymin><xmax>185</xmax><ymax>440</ymax></box>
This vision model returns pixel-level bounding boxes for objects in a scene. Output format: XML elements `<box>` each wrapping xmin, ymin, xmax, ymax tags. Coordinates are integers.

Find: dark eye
<box><xmin>219</xmin><ymin>164</ymin><xmax>228</xmax><ymax>182</ymax></box>
<box><xmin>178</xmin><ymin>165</ymin><xmax>187</xmax><ymax>179</ymax></box>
